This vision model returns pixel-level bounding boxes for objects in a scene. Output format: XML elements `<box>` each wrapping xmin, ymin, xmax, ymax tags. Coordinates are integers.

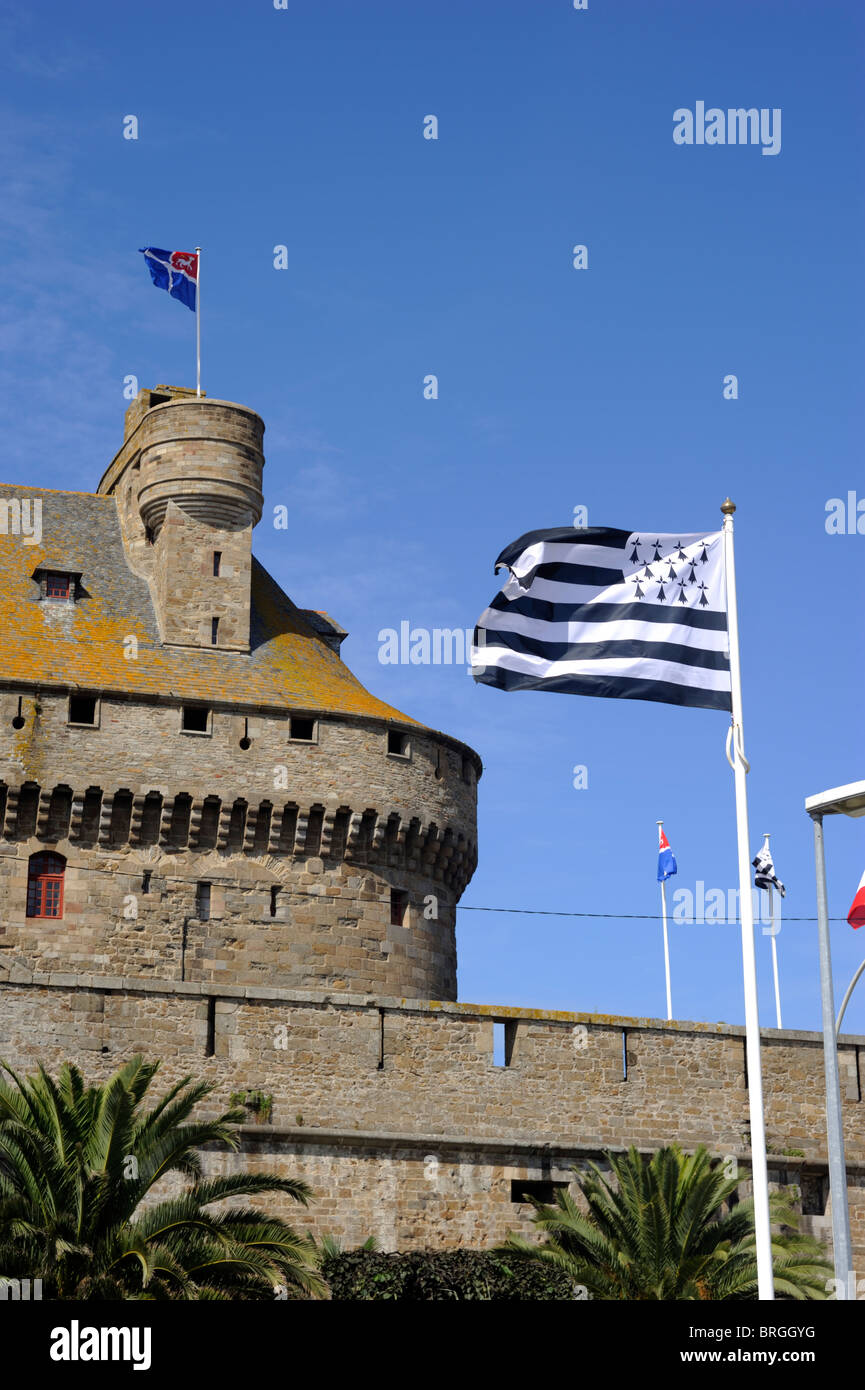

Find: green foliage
<box><xmin>500</xmin><ymin>1145</ymin><xmax>832</xmax><ymax>1301</ymax></box>
<box><xmin>323</xmin><ymin>1248</ymin><xmax>577</xmax><ymax>1300</ymax></box>
<box><xmin>314</xmin><ymin>1232</ymin><xmax>379</xmax><ymax>1261</ymax></box>
<box><xmin>0</xmin><ymin>1057</ymin><xmax>324</xmax><ymax>1300</ymax></box>
<box><xmin>229</xmin><ymin>1089</ymin><xmax>274</xmax><ymax>1125</ymax></box>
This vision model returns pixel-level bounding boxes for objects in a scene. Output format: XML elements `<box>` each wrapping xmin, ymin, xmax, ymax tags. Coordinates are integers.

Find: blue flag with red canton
<box><xmin>658</xmin><ymin>825</ymin><xmax>677</xmax><ymax>882</ymax></box>
<box><xmin>139</xmin><ymin>247</ymin><xmax>198</xmax><ymax>312</ymax></box>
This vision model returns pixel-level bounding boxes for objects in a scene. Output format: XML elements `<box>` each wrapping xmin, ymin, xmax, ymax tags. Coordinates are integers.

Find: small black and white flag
<box><xmin>471</xmin><ymin>526</ymin><xmax>731</xmax><ymax>712</ymax></box>
<box><xmin>753</xmin><ymin>846</ymin><xmax>785</xmax><ymax>898</ymax></box>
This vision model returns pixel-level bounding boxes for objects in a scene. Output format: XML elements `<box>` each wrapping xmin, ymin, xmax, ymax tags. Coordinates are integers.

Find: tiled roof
<box><xmin>0</xmin><ymin>486</ymin><xmax>421</xmax><ymax>727</ymax></box>
<box><xmin>31</xmin><ymin>558</ymin><xmax>83</xmax><ymax>575</ymax></box>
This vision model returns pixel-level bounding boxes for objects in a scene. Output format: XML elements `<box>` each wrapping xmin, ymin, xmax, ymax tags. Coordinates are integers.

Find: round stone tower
<box><xmin>134</xmin><ymin>395</ymin><xmax>265</xmax><ymax>536</ymax></box>
<box><xmin>0</xmin><ymin>386</ymin><xmax>480</xmax><ymax>1001</ymax></box>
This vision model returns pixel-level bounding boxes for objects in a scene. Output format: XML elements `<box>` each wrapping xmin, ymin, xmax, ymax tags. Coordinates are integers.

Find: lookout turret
<box><xmin>99</xmin><ymin>385</ymin><xmax>265</xmax><ymax>651</ymax></box>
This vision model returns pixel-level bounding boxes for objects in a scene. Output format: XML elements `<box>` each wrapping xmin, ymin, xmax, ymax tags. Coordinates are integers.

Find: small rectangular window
<box><xmin>213</xmin><ymin>551</ymin><xmax>222</xmax><ymax>577</ymax></box>
<box><xmin>68</xmin><ymin>695</ymin><xmax>97</xmax><ymax>726</ymax></box>
<box><xmin>181</xmin><ymin>706</ymin><xmax>210</xmax><ymax>734</ymax></box>
<box><xmin>493</xmin><ymin>1020</ymin><xmax>517</xmax><ymax>1067</ymax></box>
<box><xmin>270</xmin><ymin>886</ymin><xmax>279</xmax><ymax>917</ymax></box>
<box><xmin>390</xmin><ymin>888</ymin><xmax>408</xmax><ymax>927</ymax></box>
<box><xmin>197</xmin><ymin>882</ymin><xmax>211</xmax><ymax>921</ymax></box>
<box><xmin>801</xmin><ymin>1174</ymin><xmax>830</xmax><ymax>1217</ymax></box>
<box><xmin>289</xmin><ymin>716</ymin><xmax>316</xmax><ymax>742</ymax></box>
<box><xmin>46</xmin><ymin>572</ymin><xmax>71</xmax><ymax>600</ymax></box>
<box><xmin>211</xmin><ymin>617</ymin><xmax>219</xmax><ymax>645</ymax></box>
<box><xmin>142</xmin><ymin>871</ymin><xmax>152</xmax><ymax>895</ymax></box>
<box><xmin>387</xmin><ymin>730</ymin><xmax>409</xmax><ymax>757</ymax></box>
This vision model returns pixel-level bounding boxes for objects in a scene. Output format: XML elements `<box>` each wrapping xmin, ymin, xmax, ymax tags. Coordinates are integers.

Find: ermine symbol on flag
<box><xmin>471</xmin><ymin>527</ymin><xmax>731</xmax><ymax>712</ymax></box>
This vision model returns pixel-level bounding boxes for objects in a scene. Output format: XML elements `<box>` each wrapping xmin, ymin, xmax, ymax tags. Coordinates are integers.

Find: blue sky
<box><xmin>1</xmin><ymin>0</ymin><xmax>863</xmax><ymax>1032</ymax></box>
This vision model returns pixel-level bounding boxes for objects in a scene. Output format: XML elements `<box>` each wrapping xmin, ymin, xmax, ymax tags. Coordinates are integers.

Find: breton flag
<box><xmin>471</xmin><ymin>527</ymin><xmax>731</xmax><ymax>711</ymax></box>
<box><xmin>753</xmin><ymin>845</ymin><xmax>785</xmax><ymax>897</ymax></box>
<box><xmin>139</xmin><ymin>247</ymin><xmax>198</xmax><ymax>312</ymax></box>
<box><xmin>848</xmin><ymin>870</ymin><xmax>865</xmax><ymax>929</ymax></box>
<box><xmin>658</xmin><ymin>827</ymin><xmax>677</xmax><ymax>882</ymax></box>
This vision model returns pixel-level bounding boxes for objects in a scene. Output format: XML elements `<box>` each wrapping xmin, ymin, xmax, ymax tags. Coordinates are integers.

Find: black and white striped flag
<box><xmin>753</xmin><ymin>846</ymin><xmax>785</xmax><ymax>898</ymax></box>
<box><xmin>471</xmin><ymin>526</ymin><xmax>731</xmax><ymax>712</ymax></box>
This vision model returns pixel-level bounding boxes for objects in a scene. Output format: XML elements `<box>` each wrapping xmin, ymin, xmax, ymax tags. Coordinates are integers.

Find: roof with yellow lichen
<box><xmin>0</xmin><ymin>485</ymin><xmax>422</xmax><ymax>727</ymax></box>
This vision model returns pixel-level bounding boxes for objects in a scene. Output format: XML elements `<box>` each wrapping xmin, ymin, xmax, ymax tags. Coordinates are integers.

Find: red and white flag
<box><xmin>848</xmin><ymin>870</ymin><xmax>865</xmax><ymax>929</ymax></box>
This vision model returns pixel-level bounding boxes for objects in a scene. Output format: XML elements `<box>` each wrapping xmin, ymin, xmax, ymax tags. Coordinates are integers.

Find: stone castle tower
<box><xmin>0</xmin><ymin>385</ymin><xmax>479</xmax><ymax>997</ymax></box>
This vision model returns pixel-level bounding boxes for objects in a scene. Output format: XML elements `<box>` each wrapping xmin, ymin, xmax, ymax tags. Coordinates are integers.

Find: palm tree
<box><xmin>501</xmin><ymin>1145</ymin><xmax>831</xmax><ymax>1300</ymax></box>
<box><xmin>0</xmin><ymin>1056</ymin><xmax>325</xmax><ymax>1300</ymax></box>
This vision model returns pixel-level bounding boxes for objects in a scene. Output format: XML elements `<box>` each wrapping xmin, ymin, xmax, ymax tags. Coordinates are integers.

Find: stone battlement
<box><xmin>0</xmin><ymin>677</ymin><xmax>478</xmax><ymax>997</ymax></box>
<box><xmin>0</xmin><ymin>783</ymin><xmax>476</xmax><ymax>893</ymax></box>
<box><xmin>1</xmin><ymin>972</ymin><xmax>861</xmax><ymax>1160</ymax></box>
<box><xmin>0</xmin><ymin>974</ymin><xmax>862</xmax><ymax>1256</ymax></box>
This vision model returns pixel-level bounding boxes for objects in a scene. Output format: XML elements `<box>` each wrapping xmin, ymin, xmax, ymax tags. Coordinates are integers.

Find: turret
<box><xmin>99</xmin><ymin>386</ymin><xmax>265</xmax><ymax>651</ymax></box>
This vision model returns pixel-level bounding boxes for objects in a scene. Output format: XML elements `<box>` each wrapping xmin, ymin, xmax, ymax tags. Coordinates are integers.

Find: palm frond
<box><xmin>0</xmin><ymin>1057</ymin><xmax>321</xmax><ymax>1301</ymax></box>
<box><xmin>497</xmin><ymin>1144</ymin><xmax>832</xmax><ymax>1300</ymax></box>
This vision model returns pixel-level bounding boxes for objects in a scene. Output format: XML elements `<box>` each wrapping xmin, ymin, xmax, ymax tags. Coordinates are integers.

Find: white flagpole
<box><xmin>195</xmin><ymin>245</ymin><xmax>202</xmax><ymax>397</ymax></box>
<box><xmin>722</xmin><ymin>498</ymin><xmax>774</xmax><ymax>1301</ymax></box>
<box><xmin>763</xmin><ymin>832</ymin><xmax>783</xmax><ymax>1029</ymax></box>
<box><xmin>658</xmin><ymin>820</ymin><xmax>672</xmax><ymax>1021</ymax></box>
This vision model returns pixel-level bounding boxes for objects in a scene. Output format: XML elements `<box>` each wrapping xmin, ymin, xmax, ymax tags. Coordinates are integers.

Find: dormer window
<box><xmin>34</xmin><ymin>566</ymin><xmax>80</xmax><ymax>602</ymax></box>
<box><xmin>46</xmin><ymin>572</ymin><xmax>71</xmax><ymax>600</ymax></box>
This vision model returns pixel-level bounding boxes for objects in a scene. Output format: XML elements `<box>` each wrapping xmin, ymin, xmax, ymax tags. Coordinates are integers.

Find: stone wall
<box><xmin>0</xmin><ymin>975</ymin><xmax>861</xmax><ymax>1266</ymax></box>
<box><xmin>152</xmin><ymin>502</ymin><xmax>255</xmax><ymax>651</ymax></box>
<box><xmin>0</xmin><ymin>688</ymin><xmax>478</xmax><ymax>826</ymax></box>
<box><xmin>0</xmin><ymin>850</ymin><xmax>457</xmax><ymax>996</ymax></box>
<box><xmin>0</xmin><ymin>690</ymin><xmax>477</xmax><ymax>998</ymax></box>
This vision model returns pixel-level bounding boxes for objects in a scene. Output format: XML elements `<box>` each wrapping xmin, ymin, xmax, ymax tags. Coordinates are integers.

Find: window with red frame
<box><xmin>45</xmin><ymin>572</ymin><xmax>71</xmax><ymax>600</ymax></box>
<box><xmin>26</xmin><ymin>852</ymin><xmax>66</xmax><ymax>918</ymax></box>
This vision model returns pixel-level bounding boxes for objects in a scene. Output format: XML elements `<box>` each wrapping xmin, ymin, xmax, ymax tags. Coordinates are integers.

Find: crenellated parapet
<box><xmin>0</xmin><ymin>780</ymin><xmax>477</xmax><ymax>896</ymax></box>
<box><xmin>0</xmin><ymin>977</ymin><xmax>862</xmax><ymax>1263</ymax></box>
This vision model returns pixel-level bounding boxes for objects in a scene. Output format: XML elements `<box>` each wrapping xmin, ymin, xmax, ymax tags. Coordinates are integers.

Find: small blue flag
<box><xmin>658</xmin><ymin>825</ymin><xmax>677</xmax><ymax>882</ymax></box>
<box><xmin>139</xmin><ymin>247</ymin><xmax>198</xmax><ymax>312</ymax></box>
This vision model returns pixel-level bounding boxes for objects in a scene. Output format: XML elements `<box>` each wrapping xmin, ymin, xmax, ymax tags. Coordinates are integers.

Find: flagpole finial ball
<box><xmin>720</xmin><ymin>498</ymin><xmax>736</xmax><ymax>515</ymax></box>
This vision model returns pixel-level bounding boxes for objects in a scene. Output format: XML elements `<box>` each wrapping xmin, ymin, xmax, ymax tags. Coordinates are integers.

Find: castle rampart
<box><xmin>0</xmin><ymin>974</ymin><xmax>861</xmax><ymax>1261</ymax></box>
